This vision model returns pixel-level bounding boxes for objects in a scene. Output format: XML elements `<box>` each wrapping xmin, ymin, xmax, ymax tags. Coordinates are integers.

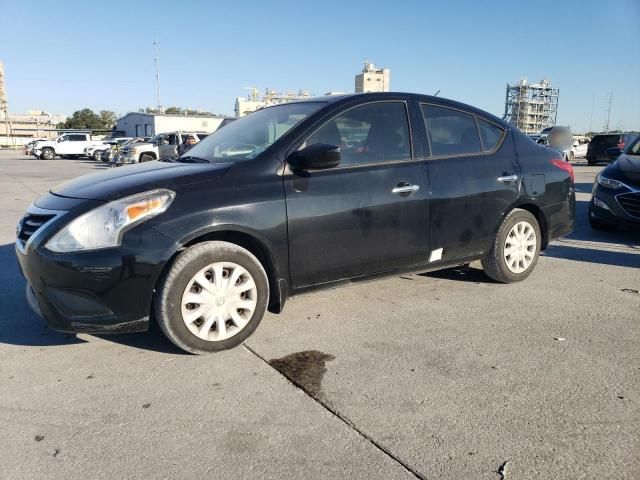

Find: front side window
<box><xmin>305</xmin><ymin>102</ymin><xmax>411</xmax><ymax>167</ymax></box>
<box><xmin>181</xmin><ymin>102</ymin><xmax>324</xmax><ymax>163</ymax></box>
<box><xmin>70</xmin><ymin>134</ymin><xmax>86</xmax><ymax>141</ymax></box>
<box><xmin>422</xmin><ymin>105</ymin><xmax>482</xmax><ymax>156</ymax></box>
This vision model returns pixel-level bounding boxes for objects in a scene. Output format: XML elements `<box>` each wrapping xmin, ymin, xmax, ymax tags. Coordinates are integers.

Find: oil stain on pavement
<box><xmin>269</xmin><ymin>350</ymin><xmax>335</xmax><ymax>399</ymax></box>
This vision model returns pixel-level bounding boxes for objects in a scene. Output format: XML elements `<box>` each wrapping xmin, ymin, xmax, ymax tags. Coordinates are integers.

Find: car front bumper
<box><xmin>15</xmin><ymin>201</ymin><xmax>179</xmax><ymax>334</ymax></box>
<box><xmin>590</xmin><ymin>185</ymin><xmax>640</xmax><ymax>229</ymax></box>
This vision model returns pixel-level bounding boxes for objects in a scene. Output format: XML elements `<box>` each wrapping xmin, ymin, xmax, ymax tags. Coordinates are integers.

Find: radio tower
<box><xmin>0</xmin><ymin>61</ymin><xmax>14</xmax><ymax>145</ymax></box>
<box><xmin>153</xmin><ymin>38</ymin><xmax>161</xmax><ymax>111</ymax></box>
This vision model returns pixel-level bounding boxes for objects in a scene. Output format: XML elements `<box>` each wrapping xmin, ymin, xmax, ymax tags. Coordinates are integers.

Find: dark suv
<box><xmin>16</xmin><ymin>93</ymin><xmax>575</xmax><ymax>354</ymax></box>
<box><xmin>586</xmin><ymin>133</ymin><xmax>639</xmax><ymax>165</ymax></box>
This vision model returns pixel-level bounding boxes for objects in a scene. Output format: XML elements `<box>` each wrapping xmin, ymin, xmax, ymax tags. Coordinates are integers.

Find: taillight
<box><xmin>551</xmin><ymin>158</ymin><xmax>574</xmax><ymax>183</ymax></box>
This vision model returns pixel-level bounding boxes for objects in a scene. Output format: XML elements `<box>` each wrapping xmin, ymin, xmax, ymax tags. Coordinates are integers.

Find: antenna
<box><xmin>604</xmin><ymin>91</ymin><xmax>612</xmax><ymax>133</ymax></box>
<box><xmin>433</xmin><ymin>89</ymin><xmax>440</xmax><ymax>97</ymax></box>
<box><xmin>153</xmin><ymin>38</ymin><xmax>161</xmax><ymax>111</ymax></box>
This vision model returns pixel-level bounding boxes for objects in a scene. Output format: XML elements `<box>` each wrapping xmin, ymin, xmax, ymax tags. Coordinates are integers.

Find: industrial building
<box><xmin>503</xmin><ymin>78</ymin><xmax>559</xmax><ymax>134</ymax></box>
<box><xmin>234</xmin><ymin>88</ymin><xmax>312</xmax><ymax>117</ymax></box>
<box><xmin>116</xmin><ymin>112</ymin><xmax>227</xmax><ymax>137</ymax></box>
<box><xmin>355</xmin><ymin>62</ymin><xmax>390</xmax><ymax>93</ymax></box>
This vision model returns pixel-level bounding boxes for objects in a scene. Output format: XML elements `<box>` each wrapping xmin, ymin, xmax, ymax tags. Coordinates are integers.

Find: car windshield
<box><xmin>176</xmin><ymin>102</ymin><xmax>324</xmax><ymax>163</ymax></box>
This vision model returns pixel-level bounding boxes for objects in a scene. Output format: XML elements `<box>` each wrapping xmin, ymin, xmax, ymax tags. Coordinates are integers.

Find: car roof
<box><xmin>280</xmin><ymin>92</ymin><xmax>508</xmax><ymax>126</ymax></box>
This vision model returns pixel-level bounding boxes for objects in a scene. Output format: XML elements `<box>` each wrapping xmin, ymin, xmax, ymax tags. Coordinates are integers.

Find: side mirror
<box><xmin>287</xmin><ymin>143</ymin><xmax>340</xmax><ymax>171</ymax></box>
<box><xmin>606</xmin><ymin>147</ymin><xmax>621</xmax><ymax>157</ymax></box>
<box><xmin>57</xmin><ymin>138</ymin><xmax>63</xmax><ymax>143</ymax></box>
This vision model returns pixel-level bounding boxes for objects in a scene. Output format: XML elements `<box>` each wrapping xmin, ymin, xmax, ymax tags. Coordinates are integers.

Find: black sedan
<box><xmin>15</xmin><ymin>92</ymin><xmax>575</xmax><ymax>354</ymax></box>
<box><xmin>590</xmin><ymin>135</ymin><xmax>640</xmax><ymax>230</ymax></box>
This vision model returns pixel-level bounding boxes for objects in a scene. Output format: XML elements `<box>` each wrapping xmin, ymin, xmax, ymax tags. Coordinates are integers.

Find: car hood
<box><xmin>51</xmin><ymin>160</ymin><xmax>233</xmax><ymax>201</ymax></box>
<box><xmin>602</xmin><ymin>154</ymin><xmax>640</xmax><ymax>188</ymax></box>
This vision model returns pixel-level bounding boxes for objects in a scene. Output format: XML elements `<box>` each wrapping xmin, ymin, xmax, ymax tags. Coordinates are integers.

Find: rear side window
<box><xmin>477</xmin><ymin>118</ymin><xmax>505</xmax><ymax>151</ymax></box>
<box><xmin>69</xmin><ymin>134</ymin><xmax>86</xmax><ymax>141</ymax></box>
<box><xmin>306</xmin><ymin>101</ymin><xmax>412</xmax><ymax>167</ymax></box>
<box><xmin>421</xmin><ymin>105</ymin><xmax>482</xmax><ymax>156</ymax></box>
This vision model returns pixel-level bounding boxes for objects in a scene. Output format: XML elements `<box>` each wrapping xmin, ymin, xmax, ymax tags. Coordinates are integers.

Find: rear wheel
<box><xmin>155</xmin><ymin>241</ymin><xmax>269</xmax><ymax>354</ymax></box>
<box><xmin>481</xmin><ymin>209</ymin><xmax>541</xmax><ymax>283</ymax></box>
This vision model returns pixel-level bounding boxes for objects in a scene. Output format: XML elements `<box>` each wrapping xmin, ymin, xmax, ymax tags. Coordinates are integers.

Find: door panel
<box><xmin>284</xmin><ymin>100</ymin><xmax>430</xmax><ymax>287</ymax></box>
<box><xmin>421</xmin><ymin>105</ymin><xmax>520</xmax><ymax>260</ymax></box>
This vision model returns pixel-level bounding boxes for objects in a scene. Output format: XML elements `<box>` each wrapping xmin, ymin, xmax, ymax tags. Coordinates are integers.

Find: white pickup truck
<box><xmin>32</xmin><ymin>133</ymin><xmax>109</xmax><ymax>160</ymax></box>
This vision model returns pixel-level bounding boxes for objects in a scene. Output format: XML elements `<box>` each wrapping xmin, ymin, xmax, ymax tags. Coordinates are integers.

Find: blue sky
<box><xmin>1</xmin><ymin>0</ymin><xmax>639</xmax><ymax>132</ymax></box>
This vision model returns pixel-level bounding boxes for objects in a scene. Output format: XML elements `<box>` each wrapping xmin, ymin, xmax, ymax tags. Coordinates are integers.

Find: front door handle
<box><xmin>392</xmin><ymin>183</ymin><xmax>420</xmax><ymax>194</ymax></box>
<box><xmin>497</xmin><ymin>174</ymin><xmax>518</xmax><ymax>183</ymax></box>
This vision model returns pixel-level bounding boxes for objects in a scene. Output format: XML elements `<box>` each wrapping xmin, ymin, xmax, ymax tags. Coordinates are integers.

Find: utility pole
<box><xmin>604</xmin><ymin>91</ymin><xmax>612</xmax><ymax>133</ymax></box>
<box><xmin>588</xmin><ymin>94</ymin><xmax>594</xmax><ymax>134</ymax></box>
<box><xmin>0</xmin><ymin>61</ymin><xmax>14</xmax><ymax>146</ymax></box>
<box><xmin>153</xmin><ymin>38</ymin><xmax>161</xmax><ymax>111</ymax></box>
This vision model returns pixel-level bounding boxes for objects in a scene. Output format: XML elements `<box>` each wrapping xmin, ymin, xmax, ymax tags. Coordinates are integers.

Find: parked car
<box><xmin>117</xmin><ymin>132</ymin><xmax>209</xmax><ymax>164</ymax></box>
<box><xmin>85</xmin><ymin>137</ymin><xmax>131</xmax><ymax>161</ymax></box>
<box><xmin>586</xmin><ymin>133</ymin><xmax>639</xmax><ymax>165</ymax></box>
<box><xmin>569</xmin><ymin>136</ymin><xmax>590</xmax><ymax>160</ymax></box>
<box><xmin>16</xmin><ymin>92</ymin><xmax>575</xmax><ymax>354</ymax></box>
<box><xmin>103</xmin><ymin>137</ymin><xmax>150</xmax><ymax>163</ymax></box>
<box><xmin>589</xmin><ymin>135</ymin><xmax>640</xmax><ymax>230</ymax></box>
<box><xmin>24</xmin><ymin>138</ymin><xmax>48</xmax><ymax>155</ymax></box>
<box><xmin>33</xmin><ymin>133</ymin><xmax>108</xmax><ymax>160</ymax></box>
<box><xmin>534</xmin><ymin>128</ymin><xmax>575</xmax><ymax>161</ymax></box>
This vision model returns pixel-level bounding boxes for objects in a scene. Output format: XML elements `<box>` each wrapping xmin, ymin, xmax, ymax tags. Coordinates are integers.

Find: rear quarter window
<box><xmin>477</xmin><ymin>118</ymin><xmax>505</xmax><ymax>151</ymax></box>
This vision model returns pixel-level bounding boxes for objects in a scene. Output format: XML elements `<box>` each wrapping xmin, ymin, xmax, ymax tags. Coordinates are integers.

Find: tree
<box><xmin>59</xmin><ymin>108</ymin><xmax>104</xmax><ymax>130</ymax></box>
<box><xmin>164</xmin><ymin>106</ymin><xmax>182</xmax><ymax>114</ymax></box>
<box><xmin>99</xmin><ymin>110</ymin><xmax>117</xmax><ymax>128</ymax></box>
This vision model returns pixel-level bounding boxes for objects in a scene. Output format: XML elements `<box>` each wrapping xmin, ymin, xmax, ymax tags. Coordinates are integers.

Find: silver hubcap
<box><xmin>180</xmin><ymin>262</ymin><xmax>257</xmax><ymax>342</ymax></box>
<box><xmin>504</xmin><ymin>221</ymin><xmax>537</xmax><ymax>274</ymax></box>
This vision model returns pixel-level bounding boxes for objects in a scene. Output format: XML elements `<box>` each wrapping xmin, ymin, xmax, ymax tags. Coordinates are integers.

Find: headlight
<box><xmin>45</xmin><ymin>189</ymin><xmax>175</xmax><ymax>253</ymax></box>
<box><xmin>597</xmin><ymin>175</ymin><xmax>627</xmax><ymax>190</ymax></box>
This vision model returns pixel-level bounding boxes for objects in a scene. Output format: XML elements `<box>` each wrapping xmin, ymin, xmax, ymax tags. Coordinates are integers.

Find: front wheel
<box><xmin>139</xmin><ymin>153</ymin><xmax>155</xmax><ymax>163</ymax></box>
<box><xmin>155</xmin><ymin>241</ymin><xmax>269</xmax><ymax>354</ymax></box>
<box><xmin>40</xmin><ymin>148</ymin><xmax>55</xmax><ymax>160</ymax></box>
<box><xmin>93</xmin><ymin>150</ymin><xmax>103</xmax><ymax>161</ymax></box>
<box><xmin>481</xmin><ymin>209</ymin><xmax>541</xmax><ymax>283</ymax></box>
<box><xmin>569</xmin><ymin>151</ymin><xmax>575</xmax><ymax>161</ymax></box>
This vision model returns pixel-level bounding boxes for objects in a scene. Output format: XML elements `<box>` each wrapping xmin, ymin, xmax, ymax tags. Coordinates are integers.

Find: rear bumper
<box><xmin>542</xmin><ymin>194</ymin><xmax>576</xmax><ymax>243</ymax></box>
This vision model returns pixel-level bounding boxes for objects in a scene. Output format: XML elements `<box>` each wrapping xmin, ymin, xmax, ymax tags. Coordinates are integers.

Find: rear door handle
<box><xmin>497</xmin><ymin>174</ymin><xmax>518</xmax><ymax>183</ymax></box>
<box><xmin>392</xmin><ymin>183</ymin><xmax>420</xmax><ymax>194</ymax></box>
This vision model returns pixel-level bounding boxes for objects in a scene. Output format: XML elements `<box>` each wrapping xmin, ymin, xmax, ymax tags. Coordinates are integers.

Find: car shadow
<box><xmin>0</xmin><ymin>243</ymin><xmax>185</xmax><ymax>354</ymax></box>
<box><xmin>418</xmin><ymin>264</ymin><xmax>498</xmax><ymax>283</ymax></box>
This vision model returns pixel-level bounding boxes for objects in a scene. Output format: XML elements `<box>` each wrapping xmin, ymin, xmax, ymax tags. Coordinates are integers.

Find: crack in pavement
<box><xmin>243</xmin><ymin>343</ymin><xmax>427</xmax><ymax>480</ymax></box>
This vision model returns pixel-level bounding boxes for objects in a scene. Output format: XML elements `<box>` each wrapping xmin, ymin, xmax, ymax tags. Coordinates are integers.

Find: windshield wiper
<box><xmin>173</xmin><ymin>155</ymin><xmax>210</xmax><ymax>164</ymax></box>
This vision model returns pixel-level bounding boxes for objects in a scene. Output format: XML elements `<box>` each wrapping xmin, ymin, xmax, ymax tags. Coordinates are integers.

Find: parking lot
<box><xmin>0</xmin><ymin>149</ymin><xmax>638</xmax><ymax>479</ymax></box>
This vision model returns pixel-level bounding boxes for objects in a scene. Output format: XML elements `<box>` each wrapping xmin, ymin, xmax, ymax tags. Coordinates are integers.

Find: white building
<box><xmin>355</xmin><ymin>62</ymin><xmax>390</xmax><ymax>93</ymax></box>
<box><xmin>116</xmin><ymin>112</ymin><xmax>227</xmax><ymax>137</ymax></box>
<box><xmin>235</xmin><ymin>88</ymin><xmax>312</xmax><ymax>117</ymax></box>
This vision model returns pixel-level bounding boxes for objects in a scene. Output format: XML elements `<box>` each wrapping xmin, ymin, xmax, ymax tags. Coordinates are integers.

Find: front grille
<box><xmin>18</xmin><ymin>213</ymin><xmax>55</xmax><ymax>245</ymax></box>
<box><xmin>617</xmin><ymin>192</ymin><xmax>640</xmax><ymax>218</ymax></box>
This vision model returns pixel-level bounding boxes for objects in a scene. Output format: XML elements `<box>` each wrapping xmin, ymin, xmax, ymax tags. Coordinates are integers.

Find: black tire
<box><xmin>569</xmin><ymin>151</ymin><xmax>575</xmax><ymax>161</ymax></box>
<box><xmin>40</xmin><ymin>148</ymin><xmax>55</xmax><ymax>160</ymax></box>
<box><xmin>154</xmin><ymin>241</ymin><xmax>269</xmax><ymax>354</ymax></box>
<box><xmin>481</xmin><ymin>208</ymin><xmax>541</xmax><ymax>283</ymax></box>
<box><xmin>139</xmin><ymin>153</ymin><xmax>155</xmax><ymax>163</ymax></box>
<box><xmin>587</xmin><ymin>159</ymin><xmax>596</xmax><ymax>166</ymax></box>
<box><xmin>93</xmin><ymin>150</ymin><xmax>103</xmax><ymax>161</ymax></box>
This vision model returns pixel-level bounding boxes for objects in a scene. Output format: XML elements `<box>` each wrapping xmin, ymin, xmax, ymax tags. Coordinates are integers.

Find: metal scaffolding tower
<box><xmin>503</xmin><ymin>78</ymin><xmax>559</xmax><ymax>134</ymax></box>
